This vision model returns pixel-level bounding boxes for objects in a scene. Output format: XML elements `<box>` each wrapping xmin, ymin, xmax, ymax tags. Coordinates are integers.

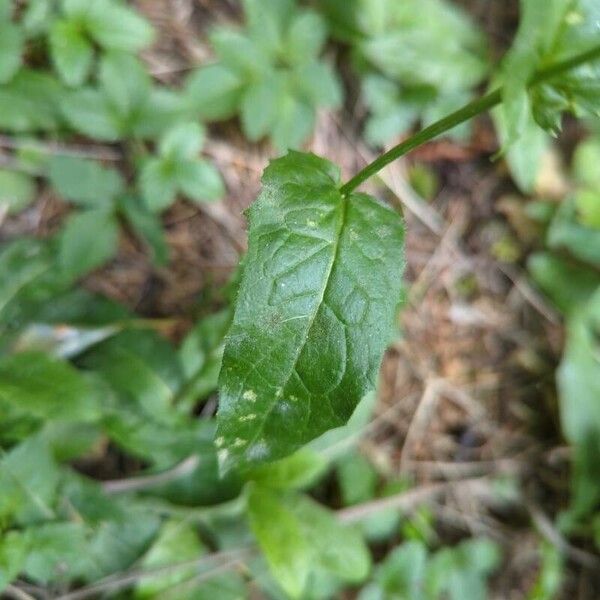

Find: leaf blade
<box><xmin>217</xmin><ymin>151</ymin><xmax>404</xmax><ymax>469</ymax></box>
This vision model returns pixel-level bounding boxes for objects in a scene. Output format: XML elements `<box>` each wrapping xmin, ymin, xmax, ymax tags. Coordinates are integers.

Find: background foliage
<box><xmin>0</xmin><ymin>0</ymin><xmax>599</xmax><ymax>598</ymax></box>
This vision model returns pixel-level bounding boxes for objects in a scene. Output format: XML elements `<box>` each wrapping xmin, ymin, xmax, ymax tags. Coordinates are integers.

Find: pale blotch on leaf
<box><xmin>215</xmin><ymin>436</ymin><xmax>225</xmax><ymax>447</ymax></box>
<box><xmin>233</xmin><ymin>437</ymin><xmax>247</xmax><ymax>448</ymax></box>
<box><xmin>239</xmin><ymin>413</ymin><xmax>257</xmax><ymax>421</ymax></box>
<box><xmin>246</xmin><ymin>440</ymin><xmax>270</xmax><ymax>461</ymax></box>
<box><xmin>243</xmin><ymin>389</ymin><xmax>257</xmax><ymax>402</ymax></box>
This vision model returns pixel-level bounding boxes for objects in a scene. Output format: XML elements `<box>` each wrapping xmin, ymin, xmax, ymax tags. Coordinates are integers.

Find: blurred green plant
<box><xmin>185</xmin><ymin>0</ymin><xmax>342</xmax><ymax>152</ymax></box>
<box><xmin>321</xmin><ymin>0</ymin><xmax>488</xmax><ymax>145</ymax></box>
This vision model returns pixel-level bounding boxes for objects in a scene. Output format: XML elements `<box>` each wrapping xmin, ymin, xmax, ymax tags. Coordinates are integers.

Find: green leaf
<box><xmin>159</xmin><ymin>121</ymin><xmax>205</xmax><ymax>160</ymax></box>
<box><xmin>0</xmin><ymin>530</ymin><xmax>28</xmax><ymax>592</ymax></box>
<box><xmin>177</xmin><ymin>308</ymin><xmax>232</xmax><ymax>410</ymax></box>
<box><xmin>185</xmin><ymin>64</ymin><xmax>244</xmax><ymax>121</ymax></box>
<box><xmin>82</xmin><ymin>329</ymin><xmax>183</xmax><ymax>422</ymax></box>
<box><xmin>337</xmin><ymin>451</ymin><xmax>378</xmax><ymax>505</ymax></box>
<box><xmin>135</xmin><ymin>519</ymin><xmax>204</xmax><ymax>598</ymax></box>
<box><xmin>247</xmin><ymin>485</ymin><xmax>312</xmax><ymax>598</ymax></box>
<box><xmin>0</xmin><ymin>22</ymin><xmax>23</xmax><ymax>83</ymax></box>
<box><xmin>493</xmin><ymin>103</ymin><xmax>549</xmax><ymax>193</ymax></box>
<box><xmin>0</xmin><ymin>169</ymin><xmax>36</xmax><ymax>214</ymax></box>
<box><xmin>573</xmin><ymin>137</ymin><xmax>600</xmax><ymax>188</ymax></box>
<box><xmin>217</xmin><ymin>152</ymin><xmax>405</xmax><ymax>469</ymax></box>
<box><xmin>61</xmin><ymin>88</ymin><xmax>121</xmax><ymax>140</ymax></box>
<box><xmin>58</xmin><ymin>208</ymin><xmax>119</xmax><ymax>278</ymax></box>
<box><xmin>372</xmin><ymin>541</ymin><xmax>428</xmax><ymax>600</ymax></box>
<box><xmin>528</xmin><ymin>252</ymin><xmax>600</xmax><ymax>315</ymax></box>
<box><xmin>23</xmin><ymin>522</ymin><xmax>89</xmax><ymax>584</ymax></box>
<box><xmin>140</xmin><ymin>157</ymin><xmax>178</xmax><ymax>212</ymax></box>
<box><xmin>48</xmin><ymin>155</ymin><xmax>124</xmax><ymax>207</ymax></box>
<box><xmin>0</xmin><ymin>351</ymin><xmax>101</xmax><ymax>421</ymax></box>
<box><xmin>557</xmin><ymin>288</ymin><xmax>600</xmax><ymax>521</ymax></box>
<box><xmin>82</xmin><ymin>0</ymin><xmax>154</xmax><ymax>51</ymax></box>
<box><xmin>240</xmin><ymin>74</ymin><xmax>283</xmax><ymax>141</ymax></box>
<box><xmin>291</xmin><ymin>494</ymin><xmax>371</xmax><ymax>583</ymax></box>
<box><xmin>271</xmin><ymin>95</ymin><xmax>315</xmax><ymax>151</ymax></box>
<box><xmin>0</xmin><ymin>70</ymin><xmax>64</xmax><ymax>132</ymax></box>
<box><xmin>119</xmin><ymin>195</ymin><xmax>169</xmax><ymax>265</ymax></box>
<box><xmin>284</xmin><ymin>10</ymin><xmax>328</xmax><ymax>64</ymax></box>
<box><xmin>548</xmin><ymin>199</ymin><xmax>600</xmax><ymax>266</ymax></box>
<box><xmin>49</xmin><ymin>18</ymin><xmax>93</xmax><ymax>87</ymax></box>
<box><xmin>245</xmin><ymin>448</ymin><xmax>328</xmax><ymax>490</ymax></box>
<box><xmin>295</xmin><ymin>62</ymin><xmax>342</xmax><ymax>108</ymax></box>
<box><xmin>0</xmin><ymin>435</ymin><xmax>61</xmax><ymax>524</ymax></box>
<box><xmin>178</xmin><ymin>160</ymin><xmax>225</xmax><ymax>203</ymax></box>
<box><xmin>99</xmin><ymin>51</ymin><xmax>151</xmax><ymax>117</ymax></box>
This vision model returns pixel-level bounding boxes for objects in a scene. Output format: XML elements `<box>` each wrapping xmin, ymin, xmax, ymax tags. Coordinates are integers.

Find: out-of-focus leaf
<box><xmin>245</xmin><ymin>448</ymin><xmax>328</xmax><ymax>490</ymax></box>
<box><xmin>49</xmin><ymin>19</ymin><xmax>93</xmax><ymax>86</ymax></box>
<box><xmin>0</xmin><ymin>69</ymin><xmax>64</xmax><ymax>132</ymax></box>
<box><xmin>177</xmin><ymin>308</ymin><xmax>232</xmax><ymax>410</ymax></box>
<box><xmin>291</xmin><ymin>494</ymin><xmax>371</xmax><ymax>584</ymax></box>
<box><xmin>0</xmin><ymin>351</ymin><xmax>101</xmax><ymax>421</ymax></box>
<box><xmin>0</xmin><ymin>169</ymin><xmax>36</xmax><ymax>214</ymax></box>
<box><xmin>120</xmin><ymin>195</ymin><xmax>169</xmax><ymax>265</ymax></box>
<box><xmin>185</xmin><ymin>64</ymin><xmax>244</xmax><ymax>121</ymax></box>
<box><xmin>528</xmin><ymin>252</ymin><xmax>600</xmax><ymax>315</ymax></box>
<box><xmin>61</xmin><ymin>88</ymin><xmax>121</xmax><ymax>140</ymax></box>
<box><xmin>0</xmin><ymin>530</ymin><xmax>28</xmax><ymax>592</ymax></box>
<box><xmin>557</xmin><ymin>289</ymin><xmax>600</xmax><ymax>521</ymax></box>
<box><xmin>134</xmin><ymin>519</ymin><xmax>204</xmax><ymax>598</ymax></box>
<box><xmin>67</xmin><ymin>0</ymin><xmax>154</xmax><ymax>52</ymax></box>
<box><xmin>58</xmin><ymin>208</ymin><xmax>120</xmax><ymax>278</ymax></box>
<box><xmin>337</xmin><ymin>451</ymin><xmax>378</xmax><ymax>506</ymax></box>
<box><xmin>0</xmin><ymin>22</ymin><xmax>23</xmax><ymax>83</ymax></box>
<box><xmin>82</xmin><ymin>329</ymin><xmax>183</xmax><ymax>420</ymax></box>
<box><xmin>48</xmin><ymin>155</ymin><xmax>124</xmax><ymax>207</ymax></box>
<box><xmin>11</xmin><ymin>322</ymin><xmax>120</xmax><ymax>358</ymax></box>
<box><xmin>0</xmin><ymin>436</ymin><xmax>61</xmax><ymax>524</ymax></box>
<box><xmin>247</xmin><ymin>486</ymin><xmax>312</xmax><ymax>599</ymax></box>
<box><xmin>573</xmin><ymin>137</ymin><xmax>600</xmax><ymax>189</ymax></box>
<box><xmin>548</xmin><ymin>199</ymin><xmax>600</xmax><ymax>266</ymax></box>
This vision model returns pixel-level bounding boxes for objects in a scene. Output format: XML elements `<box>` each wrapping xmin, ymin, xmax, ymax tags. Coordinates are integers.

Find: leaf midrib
<box><xmin>246</xmin><ymin>189</ymin><xmax>349</xmax><ymax>453</ymax></box>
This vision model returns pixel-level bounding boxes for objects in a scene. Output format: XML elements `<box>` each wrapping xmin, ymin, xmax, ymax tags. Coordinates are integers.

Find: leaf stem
<box><xmin>340</xmin><ymin>43</ymin><xmax>600</xmax><ymax>196</ymax></box>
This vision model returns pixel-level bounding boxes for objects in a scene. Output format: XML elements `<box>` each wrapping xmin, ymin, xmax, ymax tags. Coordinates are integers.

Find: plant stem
<box><xmin>340</xmin><ymin>43</ymin><xmax>600</xmax><ymax>196</ymax></box>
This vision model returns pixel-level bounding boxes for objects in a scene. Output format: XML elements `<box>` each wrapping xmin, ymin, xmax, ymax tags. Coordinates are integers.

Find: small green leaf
<box><xmin>240</xmin><ymin>75</ymin><xmax>283</xmax><ymax>141</ymax></box>
<box><xmin>337</xmin><ymin>451</ymin><xmax>378</xmax><ymax>505</ymax></box>
<box><xmin>0</xmin><ymin>435</ymin><xmax>61</xmax><ymax>524</ymax></box>
<box><xmin>0</xmin><ymin>169</ymin><xmax>36</xmax><ymax>214</ymax></box>
<box><xmin>48</xmin><ymin>155</ymin><xmax>124</xmax><ymax>207</ymax></box>
<box><xmin>135</xmin><ymin>519</ymin><xmax>204</xmax><ymax>598</ymax></box>
<box><xmin>245</xmin><ymin>448</ymin><xmax>328</xmax><ymax>490</ymax></box>
<box><xmin>217</xmin><ymin>152</ymin><xmax>405</xmax><ymax>469</ymax></box>
<box><xmin>119</xmin><ymin>195</ymin><xmax>169</xmax><ymax>265</ymax></box>
<box><xmin>528</xmin><ymin>252</ymin><xmax>600</xmax><ymax>315</ymax></box>
<box><xmin>271</xmin><ymin>95</ymin><xmax>315</xmax><ymax>151</ymax></box>
<box><xmin>0</xmin><ymin>70</ymin><xmax>64</xmax><ymax>133</ymax></box>
<box><xmin>285</xmin><ymin>10</ymin><xmax>327</xmax><ymax>64</ymax></box>
<box><xmin>185</xmin><ymin>64</ymin><xmax>244</xmax><ymax>121</ymax></box>
<box><xmin>557</xmin><ymin>289</ymin><xmax>600</xmax><ymax>521</ymax></box>
<box><xmin>61</xmin><ymin>88</ymin><xmax>121</xmax><ymax>140</ymax></box>
<box><xmin>58</xmin><ymin>208</ymin><xmax>120</xmax><ymax>278</ymax></box>
<box><xmin>0</xmin><ymin>22</ymin><xmax>23</xmax><ymax>83</ymax></box>
<box><xmin>573</xmin><ymin>137</ymin><xmax>600</xmax><ymax>189</ymax></box>
<box><xmin>371</xmin><ymin>541</ymin><xmax>428</xmax><ymax>600</ymax></box>
<box><xmin>159</xmin><ymin>121</ymin><xmax>205</xmax><ymax>160</ymax></box>
<box><xmin>140</xmin><ymin>157</ymin><xmax>178</xmax><ymax>212</ymax></box>
<box><xmin>83</xmin><ymin>0</ymin><xmax>154</xmax><ymax>51</ymax></box>
<box><xmin>247</xmin><ymin>485</ymin><xmax>312</xmax><ymax>599</ymax></box>
<box><xmin>0</xmin><ymin>351</ymin><xmax>101</xmax><ymax>421</ymax></box>
<box><xmin>23</xmin><ymin>522</ymin><xmax>89</xmax><ymax>584</ymax></box>
<box><xmin>49</xmin><ymin>19</ymin><xmax>93</xmax><ymax>87</ymax></box>
<box><xmin>178</xmin><ymin>160</ymin><xmax>225</xmax><ymax>203</ymax></box>
<box><xmin>0</xmin><ymin>530</ymin><xmax>28</xmax><ymax>592</ymax></box>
